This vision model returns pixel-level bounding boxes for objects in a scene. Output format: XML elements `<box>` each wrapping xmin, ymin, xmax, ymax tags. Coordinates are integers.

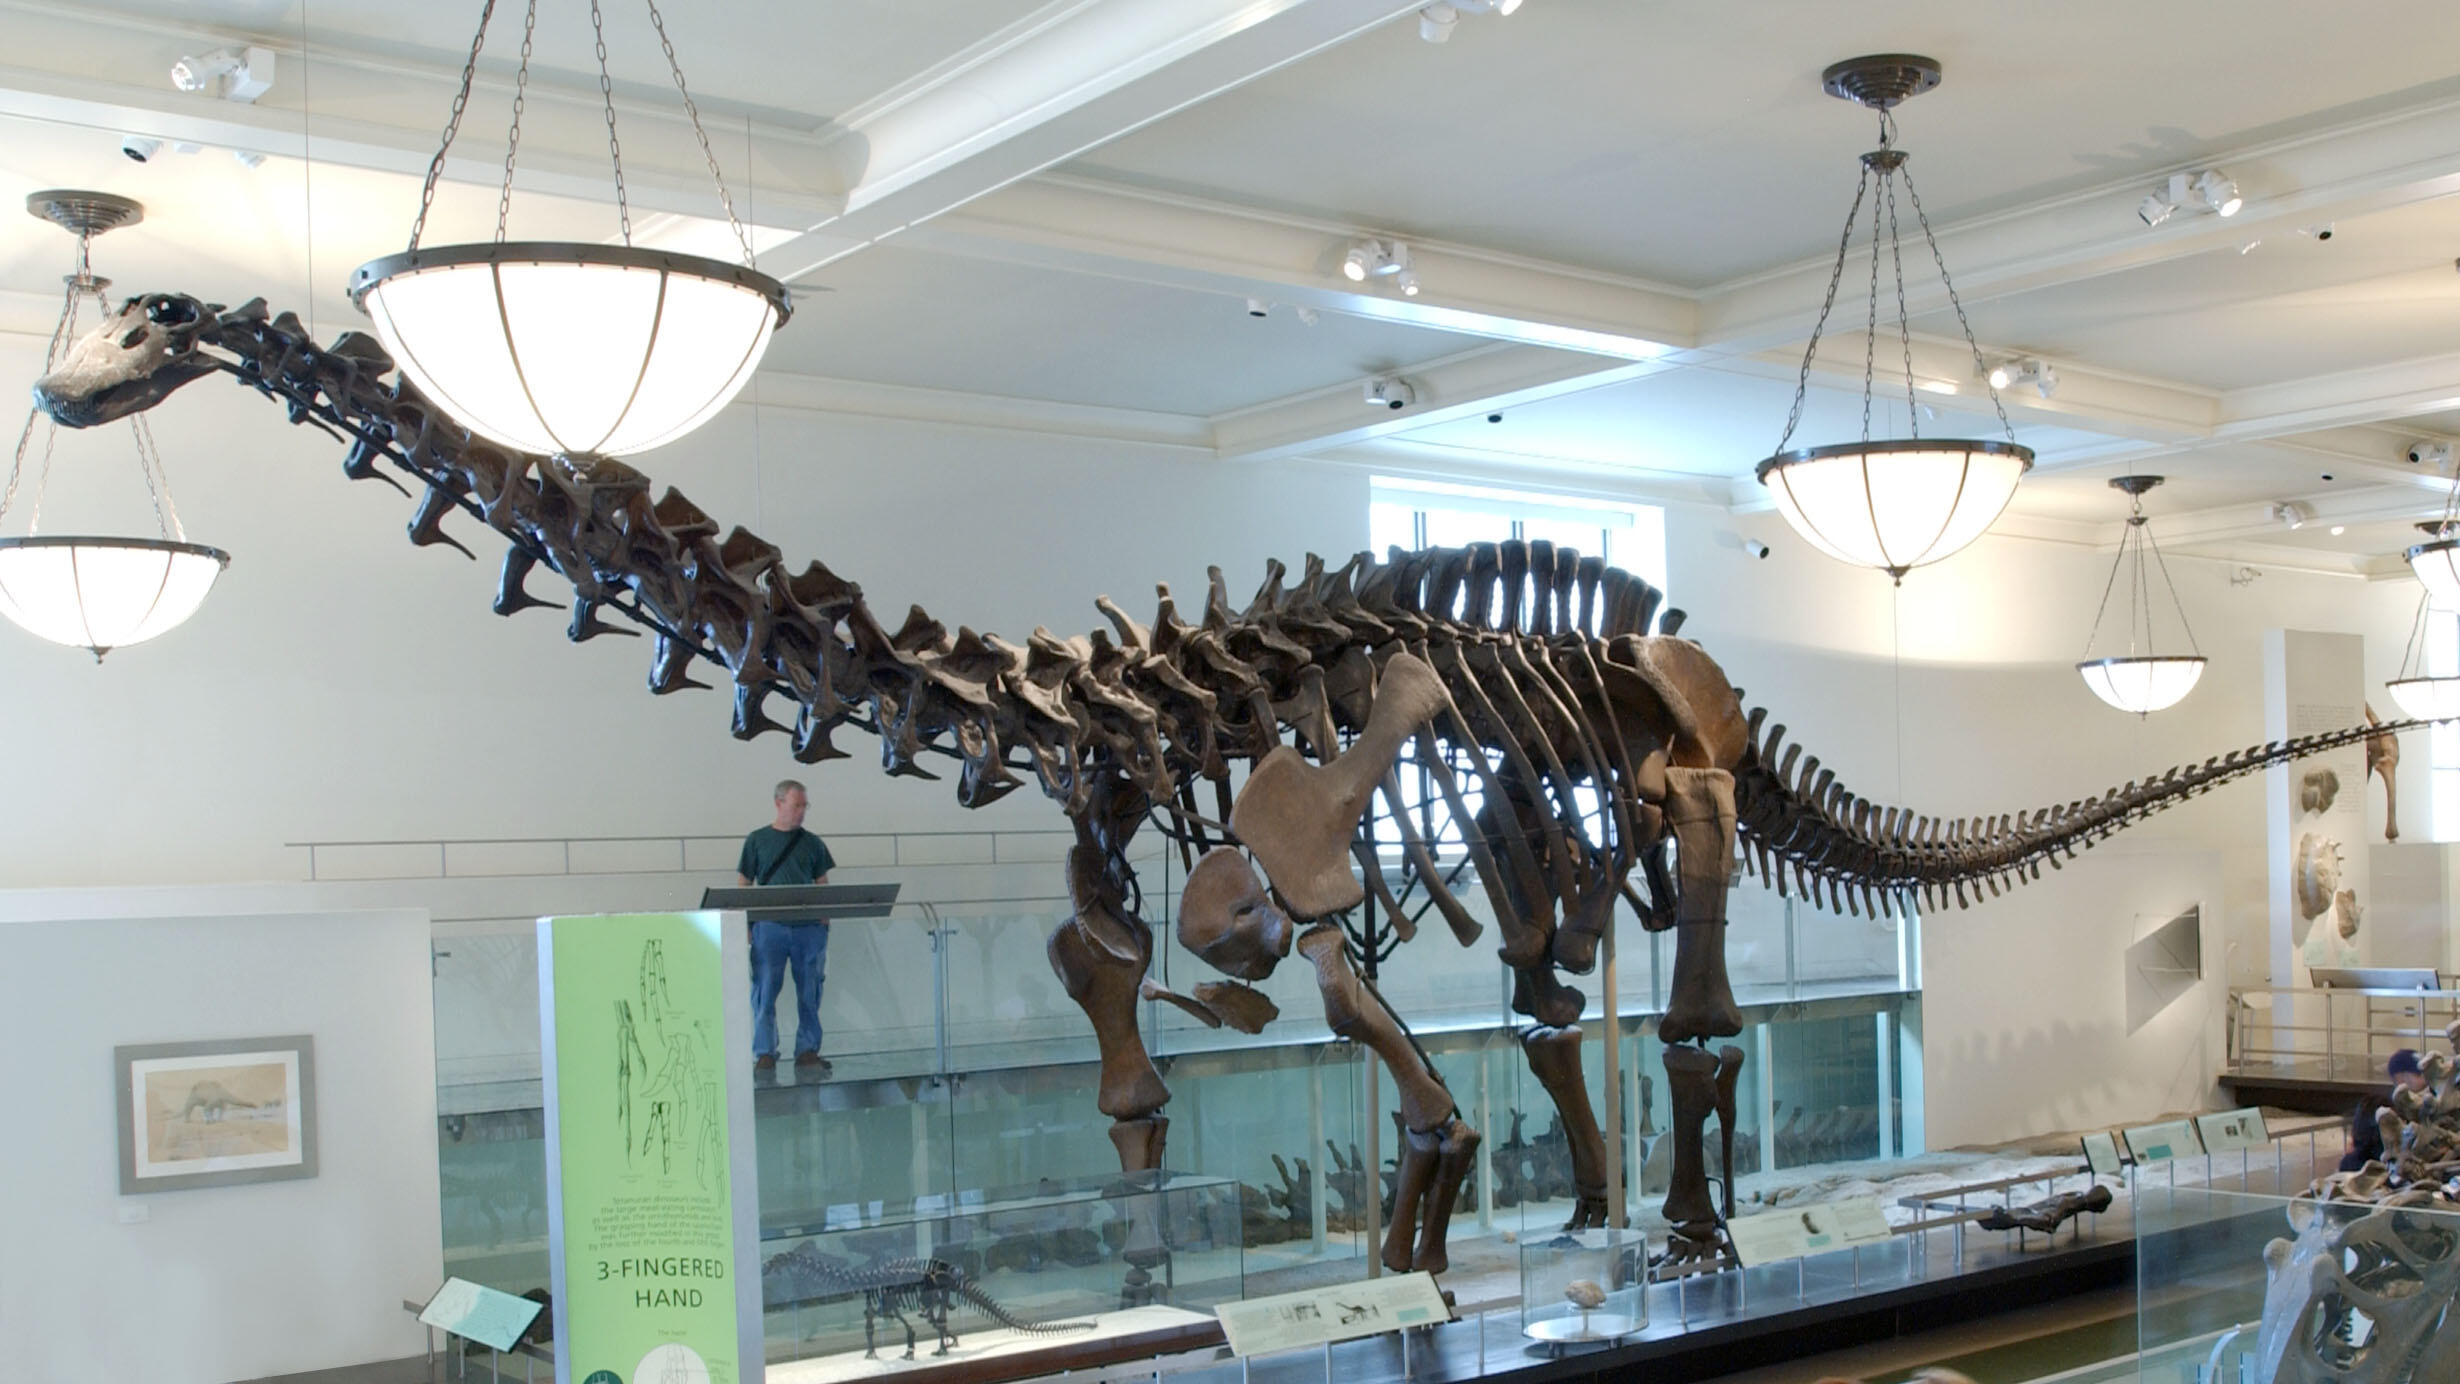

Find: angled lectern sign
<box><xmin>541</xmin><ymin>911</ymin><xmax>762</xmax><ymax>1384</ymax></box>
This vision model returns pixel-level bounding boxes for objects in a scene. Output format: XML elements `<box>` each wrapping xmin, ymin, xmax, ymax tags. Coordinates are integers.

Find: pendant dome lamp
<box><xmin>1754</xmin><ymin>55</ymin><xmax>2033</xmax><ymax>582</ymax></box>
<box><xmin>0</xmin><ymin>191</ymin><xmax>229</xmax><ymax>660</ymax></box>
<box><xmin>2387</xmin><ymin>574</ymin><xmax>2460</xmax><ymax>722</ymax></box>
<box><xmin>2076</xmin><ymin>476</ymin><xmax>2205</xmax><ymax>715</ymax></box>
<box><xmin>348</xmin><ymin>0</ymin><xmax>790</xmax><ymax>460</ymax></box>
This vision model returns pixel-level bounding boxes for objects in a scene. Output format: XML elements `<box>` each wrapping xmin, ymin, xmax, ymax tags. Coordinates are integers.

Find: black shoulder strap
<box><xmin>755</xmin><ymin>830</ymin><xmax>807</xmax><ymax>887</ymax></box>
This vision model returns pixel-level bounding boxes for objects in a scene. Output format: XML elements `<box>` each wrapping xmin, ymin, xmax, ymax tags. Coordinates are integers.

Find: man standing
<box><xmin>738</xmin><ymin>779</ymin><xmax>837</xmax><ymax>1076</ymax></box>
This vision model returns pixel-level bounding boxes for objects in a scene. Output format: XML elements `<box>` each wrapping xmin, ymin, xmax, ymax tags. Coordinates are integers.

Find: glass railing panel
<box><xmin>1766</xmin><ymin>1010</ymin><xmax>1883</xmax><ymax>1170</ymax></box>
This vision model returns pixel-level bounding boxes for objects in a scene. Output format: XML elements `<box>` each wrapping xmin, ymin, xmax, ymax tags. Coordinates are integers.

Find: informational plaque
<box><xmin>2081</xmin><ymin>1130</ymin><xmax>2127</xmax><ymax>1175</ymax></box>
<box><xmin>2123</xmin><ymin>1118</ymin><xmax>2205</xmax><ymax>1165</ymax></box>
<box><xmin>2195</xmin><ymin>1108</ymin><xmax>2270</xmax><ymax>1154</ymax></box>
<box><xmin>1725</xmin><ymin>1195</ymin><xmax>1892</xmax><ymax>1267</ymax></box>
<box><xmin>419</xmin><ymin>1277</ymin><xmax>545</xmax><ymax>1354</ymax></box>
<box><xmin>541</xmin><ymin>912</ymin><xmax>761</xmax><ymax>1384</ymax></box>
<box><xmin>1215</xmin><ymin>1272</ymin><xmax>1450</xmax><ymax>1356</ymax></box>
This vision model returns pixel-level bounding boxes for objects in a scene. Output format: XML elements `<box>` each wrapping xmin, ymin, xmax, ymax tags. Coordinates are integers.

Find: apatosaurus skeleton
<box><xmin>34</xmin><ymin>293</ymin><xmax>2410</xmax><ymax>1275</ymax></box>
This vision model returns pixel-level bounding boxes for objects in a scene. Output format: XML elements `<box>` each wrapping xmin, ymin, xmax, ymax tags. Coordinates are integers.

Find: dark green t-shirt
<box><xmin>738</xmin><ymin>826</ymin><xmax>835</xmax><ymax>887</ymax></box>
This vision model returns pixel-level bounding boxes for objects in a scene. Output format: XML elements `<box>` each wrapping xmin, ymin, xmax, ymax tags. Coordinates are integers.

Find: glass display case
<box><xmin>1518</xmin><ymin>1228</ymin><xmax>1647</xmax><ymax>1348</ymax></box>
<box><xmin>759</xmin><ymin>1170</ymin><xmax>1242</xmax><ymax>1375</ymax></box>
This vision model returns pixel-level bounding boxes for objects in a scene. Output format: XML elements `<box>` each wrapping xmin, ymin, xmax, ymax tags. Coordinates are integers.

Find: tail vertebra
<box><xmin>955</xmin><ymin>1281</ymin><xmax>1094</xmax><ymax>1335</ymax></box>
<box><xmin>1732</xmin><ymin>714</ymin><xmax>2420</xmax><ymax>918</ymax></box>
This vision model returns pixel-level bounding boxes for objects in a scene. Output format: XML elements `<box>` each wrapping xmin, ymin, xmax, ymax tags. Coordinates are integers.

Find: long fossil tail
<box><xmin>955</xmin><ymin>1282</ymin><xmax>1095</xmax><ymax>1335</ymax></box>
<box><xmin>1731</xmin><ymin>711</ymin><xmax>2418</xmax><ymax>918</ymax></box>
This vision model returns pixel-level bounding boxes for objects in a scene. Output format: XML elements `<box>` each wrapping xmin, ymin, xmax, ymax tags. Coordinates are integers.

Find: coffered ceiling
<box><xmin>5</xmin><ymin>0</ymin><xmax>2460</xmax><ymax>576</ymax></box>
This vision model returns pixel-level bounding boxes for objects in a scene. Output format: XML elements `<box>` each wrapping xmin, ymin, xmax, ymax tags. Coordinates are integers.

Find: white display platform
<box><xmin>768</xmin><ymin>1304</ymin><xmax>1215</xmax><ymax>1382</ymax></box>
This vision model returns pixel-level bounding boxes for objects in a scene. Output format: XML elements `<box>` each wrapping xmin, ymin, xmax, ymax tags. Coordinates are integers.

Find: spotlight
<box><xmin>1245</xmin><ymin>297</ymin><xmax>1269</xmax><ymax>318</ymax></box>
<box><xmin>1339</xmin><ymin>237</ymin><xmax>1415</xmax><ymax>291</ymax></box>
<box><xmin>171</xmin><ymin>45</ymin><xmax>274</xmax><ymax>104</ymax></box>
<box><xmin>1418</xmin><ymin>4</ymin><xmax>1458</xmax><ymax>42</ymax></box>
<box><xmin>2299</xmin><ymin>222</ymin><xmax>2335</xmax><ymax>241</ymax></box>
<box><xmin>1743</xmin><ymin>539</ymin><xmax>1772</xmax><ymax>560</ymax></box>
<box><xmin>232</xmin><ymin>149</ymin><xmax>266</xmax><ymax>169</ymax></box>
<box><xmin>121</xmin><ymin>136</ymin><xmax>161</xmax><ymax>163</ymax></box>
<box><xmin>1364</xmin><ymin>376</ymin><xmax>1416</xmax><ymax>410</ymax></box>
<box><xmin>2271</xmin><ymin>501</ymin><xmax>2316</xmax><ymax>530</ymax></box>
<box><xmin>2137</xmin><ymin>193</ymin><xmax>2175</xmax><ymax>228</ymax></box>
<box><xmin>2192</xmin><ymin>169</ymin><xmax>2242</xmax><ymax>217</ymax></box>
<box><xmin>1294</xmin><ymin>307</ymin><xmax>1320</xmax><ymax>327</ymax></box>
<box><xmin>2407</xmin><ymin>440</ymin><xmax>2453</xmax><ymax>468</ymax></box>
<box><xmin>1982</xmin><ymin>357</ymin><xmax>2057</xmax><ymax>399</ymax></box>
<box><xmin>2330</xmin><ymin>526</ymin><xmax>2346</xmax><ymax>536</ymax></box>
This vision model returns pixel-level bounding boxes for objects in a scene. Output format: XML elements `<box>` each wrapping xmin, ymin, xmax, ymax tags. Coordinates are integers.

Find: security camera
<box><xmin>1245</xmin><ymin>297</ymin><xmax>1269</xmax><ymax>318</ymax></box>
<box><xmin>2408</xmin><ymin>440</ymin><xmax>2454</xmax><ymax>468</ymax></box>
<box><xmin>1364</xmin><ymin>376</ymin><xmax>1416</xmax><ymax>410</ymax></box>
<box><xmin>1743</xmin><ymin>539</ymin><xmax>1772</xmax><ymax>560</ymax></box>
<box><xmin>122</xmin><ymin>135</ymin><xmax>161</xmax><ymax>162</ymax></box>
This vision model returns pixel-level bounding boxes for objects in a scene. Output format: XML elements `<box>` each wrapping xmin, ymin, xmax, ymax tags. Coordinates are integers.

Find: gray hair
<box><xmin>773</xmin><ymin>779</ymin><xmax>808</xmax><ymax>804</ymax></box>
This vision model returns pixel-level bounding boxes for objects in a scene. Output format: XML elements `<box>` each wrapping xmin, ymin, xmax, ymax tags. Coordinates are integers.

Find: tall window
<box><xmin>1362</xmin><ymin>478</ymin><xmax>1669</xmax><ymax>862</ymax></box>
<box><xmin>2432</xmin><ymin>615</ymin><xmax>2460</xmax><ymax>840</ymax></box>
<box><xmin>1367</xmin><ymin>477</ymin><xmax>1668</xmax><ymax>596</ymax></box>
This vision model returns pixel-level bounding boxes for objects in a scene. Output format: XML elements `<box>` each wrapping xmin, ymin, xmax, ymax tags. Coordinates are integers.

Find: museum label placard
<box><xmin>1215</xmin><ymin>1272</ymin><xmax>1450</xmax><ymax>1356</ymax></box>
<box><xmin>542</xmin><ymin>912</ymin><xmax>761</xmax><ymax>1384</ymax></box>
<box><xmin>1725</xmin><ymin>1195</ymin><xmax>1893</xmax><ymax>1267</ymax></box>
<box><xmin>2122</xmin><ymin>1118</ymin><xmax>2204</xmax><ymax>1165</ymax></box>
<box><xmin>2080</xmin><ymin>1130</ymin><xmax>2127</xmax><ymax>1175</ymax></box>
<box><xmin>2195</xmin><ymin>1108</ymin><xmax>2269</xmax><ymax>1154</ymax></box>
<box><xmin>419</xmin><ymin>1277</ymin><xmax>545</xmax><ymax>1354</ymax></box>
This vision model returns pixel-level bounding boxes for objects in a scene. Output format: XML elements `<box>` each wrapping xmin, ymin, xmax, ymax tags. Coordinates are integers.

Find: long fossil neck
<box><xmin>1732</xmin><ymin>712</ymin><xmax>2416</xmax><ymax>917</ymax></box>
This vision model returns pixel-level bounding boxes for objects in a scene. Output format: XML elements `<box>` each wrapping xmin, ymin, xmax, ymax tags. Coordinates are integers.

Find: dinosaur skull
<box><xmin>2254</xmin><ymin>1200</ymin><xmax>2460</xmax><ymax>1384</ymax></box>
<box><xmin>33</xmin><ymin>294</ymin><xmax>222</xmax><ymax>429</ymax></box>
<box><xmin>1177</xmin><ymin>848</ymin><xmax>1294</xmax><ymax>981</ymax></box>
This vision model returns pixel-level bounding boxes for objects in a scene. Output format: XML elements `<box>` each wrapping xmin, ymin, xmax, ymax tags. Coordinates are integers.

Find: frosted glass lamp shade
<box><xmin>350</xmin><ymin>242</ymin><xmax>789</xmax><ymax>458</ymax></box>
<box><xmin>0</xmin><ymin>535</ymin><xmax>228</xmax><ymax>657</ymax></box>
<box><xmin>1756</xmin><ymin>438</ymin><xmax>2033</xmax><ymax>577</ymax></box>
<box><xmin>2388</xmin><ymin>677</ymin><xmax>2460</xmax><ymax>722</ymax></box>
<box><xmin>2409</xmin><ymin>538</ymin><xmax>2460</xmax><ymax>608</ymax></box>
<box><xmin>2077</xmin><ymin>656</ymin><xmax>2206</xmax><ymax>714</ymax></box>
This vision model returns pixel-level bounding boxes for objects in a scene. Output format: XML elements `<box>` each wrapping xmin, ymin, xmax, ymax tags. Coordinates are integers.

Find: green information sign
<box><xmin>542</xmin><ymin>912</ymin><xmax>758</xmax><ymax>1384</ymax></box>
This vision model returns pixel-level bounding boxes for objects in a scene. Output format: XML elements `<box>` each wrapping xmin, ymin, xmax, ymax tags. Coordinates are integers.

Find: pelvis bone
<box><xmin>1179</xmin><ymin>847</ymin><xmax>1295</xmax><ymax>981</ymax></box>
<box><xmin>1230</xmin><ymin>651</ymin><xmax>1450</xmax><ymax>918</ymax></box>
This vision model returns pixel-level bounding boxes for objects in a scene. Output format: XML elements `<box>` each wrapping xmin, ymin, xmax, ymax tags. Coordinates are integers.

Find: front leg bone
<box><xmin>1660</xmin><ymin>766</ymin><xmax>1744</xmax><ymax>1043</ymax></box>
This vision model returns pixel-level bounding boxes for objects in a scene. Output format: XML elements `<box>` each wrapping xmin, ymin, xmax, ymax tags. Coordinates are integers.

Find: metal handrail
<box><xmin>2228</xmin><ymin>986</ymin><xmax>2457</xmax><ymax>1072</ymax></box>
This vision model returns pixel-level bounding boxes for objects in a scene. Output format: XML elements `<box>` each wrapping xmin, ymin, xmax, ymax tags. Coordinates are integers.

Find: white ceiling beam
<box><xmin>1208</xmin><ymin>344</ymin><xmax>1671</xmax><ymax>462</ymax></box>
<box><xmin>1700</xmin><ymin>94</ymin><xmax>2460</xmax><ymax>352</ymax></box>
<box><xmin>1310</xmin><ymin>440</ymin><xmax>1742</xmax><ymax>512</ymax></box>
<box><xmin>758</xmin><ymin>0</ymin><xmax>1435</xmax><ymax>281</ymax></box>
<box><xmin>901</xmin><ymin>175</ymin><xmax>1698</xmax><ymax>358</ymax></box>
<box><xmin>0</xmin><ymin>2</ymin><xmax>845</xmax><ymax>227</ymax></box>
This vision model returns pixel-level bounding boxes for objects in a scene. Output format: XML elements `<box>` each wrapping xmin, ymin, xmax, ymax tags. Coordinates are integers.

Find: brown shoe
<box><xmin>795</xmin><ymin>1053</ymin><xmax>832</xmax><ymax>1076</ymax></box>
<box><xmin>753</xmin><ymin>1054</ymin><xmax>778</xmax><ymax>1073</ymax></box>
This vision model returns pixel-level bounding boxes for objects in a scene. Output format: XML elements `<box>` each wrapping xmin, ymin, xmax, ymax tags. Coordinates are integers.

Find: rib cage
<box><xmin>50</xmin><ymin>294</ymin><xmax>2419</xmax><ymax>933</ymax></box>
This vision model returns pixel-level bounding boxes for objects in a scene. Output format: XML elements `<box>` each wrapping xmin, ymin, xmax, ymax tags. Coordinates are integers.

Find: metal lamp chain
<box><xmin>1899</xmin><ymin>161</ymin><xmax>2015</xmax><ymax>443</ymax></box>
<box><xmin>2143</xmin><ymin>520</ymin><xmax>2199</xmax><ymax>653</ymax></box>
<box><xmin>410</xmin><ymin>0</ymin><xmax>502</xmax><ymax>252</ymax></box>
<box><xmin>1859</xmin><ymin>156</ymin><xmax>1881</xmax><ymax>443</ymax></box>
<box><xmin>2081</xmin><ymin>515</ymin><xmax>2131</xmax><ymax>660</ymax></box>
<box><xmin>493</xmin><ymin>0</ymin><xmax>540</xmax><ymax>241</ymax></box>
<box><xmin>1775</xmin><ymin>163</ymin><xmax>1873</xmax><ymax>454</ymax></box>
<box><xmin>587</xmin><ymin>0</ymin><xmax>633</xmax><ymax>246</ymax></box>
<box><xmin>1887</xmin><ymin>174</ymin><xmax>1918</xmax><ymax>440</ymax></box>
<box><xmin>643</xmin><ymin>0</ymin><xmax>756</xmax><ymax>265</ymax></box>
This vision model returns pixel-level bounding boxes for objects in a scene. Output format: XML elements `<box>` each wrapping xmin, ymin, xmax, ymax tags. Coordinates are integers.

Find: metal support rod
<box><xmin>1603</xmin><ymin>917</ymin><xmax>1625</xmax><ymax>1228</ymax></box>
<box><xmin>1365</xmin><ymin>1055</ymin><xmax>1382</xmax><ymax>1276</ymax></box>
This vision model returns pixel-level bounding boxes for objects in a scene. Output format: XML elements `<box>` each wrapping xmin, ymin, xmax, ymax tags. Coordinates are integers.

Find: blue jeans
<box><xmin>751</xmin><ymin>920</ymin><xmax>829</xmax><ymax>1058</ymax></box>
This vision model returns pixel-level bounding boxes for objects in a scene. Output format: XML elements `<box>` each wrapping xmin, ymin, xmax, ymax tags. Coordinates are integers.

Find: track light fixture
<box><xmin>171</xmin><ymin>45</ymin><xmax>275</xmax><ymax>103</ymax></box>
<box><xmin>2138</xmin><ymin>169</ymin><xmax>2241</xmax><ymax>227</ymax></box>
<box><xmin>1417</xmin><ymin>0</ymin><xmax>1521</xmax><ymax>43</ymax></box>
<box><xmin>1982</xmin><ymin>357</ymin><xmax>2057</xmax><ymax>399</ymax></box>
<box><xmin>2271</xmin><ymin>500</ymin><xmax>2316</xmax><ymax>531</ymax></box>
<box><xmin>1340</xmin><ymin>237</ymin><xmax>1416</xmax><ymax>292</ymax></box>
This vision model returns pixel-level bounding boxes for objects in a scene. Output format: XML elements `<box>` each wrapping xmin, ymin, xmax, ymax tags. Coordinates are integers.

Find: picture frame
<box><xmin>115</xmin><ymin>1035</ymin><xmax>317</xmax><ymax>1194</ymax></box>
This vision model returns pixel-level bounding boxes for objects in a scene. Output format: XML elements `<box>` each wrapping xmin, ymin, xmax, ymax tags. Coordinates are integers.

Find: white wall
<box><xmin>0</xmin><ymin>896</ymin><xmax>441</xmax><ymax>1384</ymax></box>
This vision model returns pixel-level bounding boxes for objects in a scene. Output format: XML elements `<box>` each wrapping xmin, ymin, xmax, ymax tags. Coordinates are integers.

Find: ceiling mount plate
<box><xmin>1821</xmin><ymin>54</ymin><xmax>1943</xmax><ymax>110</ymax></box>
<box><xmin>2111</xmin><ymin>475</ymin><xmax>2165</xmax><ymax>496</ymax></box>
<box><xmin>26</xmin><ymin>190</ymin><xmax>143</xmax><ymax>238</ymax></box>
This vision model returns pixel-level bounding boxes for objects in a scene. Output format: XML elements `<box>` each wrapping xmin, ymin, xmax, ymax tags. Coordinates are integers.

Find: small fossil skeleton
<box><xmin>34</xmin><ymin>291</ymin><xmax>2415</xmax><ymax>1278</ymax></box>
